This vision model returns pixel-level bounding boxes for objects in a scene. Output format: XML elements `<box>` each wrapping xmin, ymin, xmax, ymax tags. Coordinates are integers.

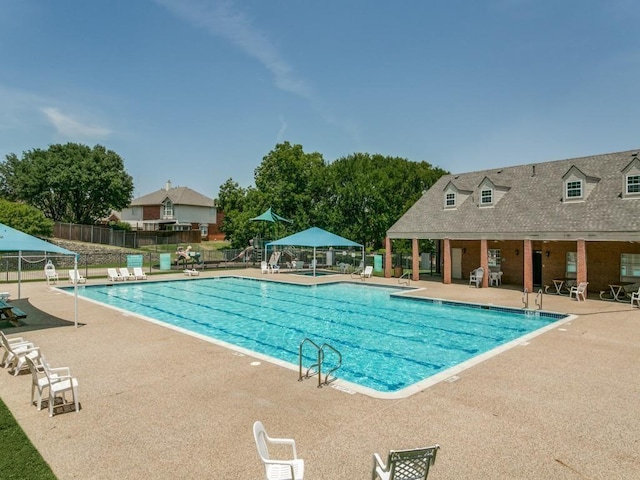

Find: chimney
<box><xmin>165</xmin><ymin>180</ymin><xmax>172</xmax><ymax>191</ymax></box>
<box><xmin>532</xmin><ymin>165</ymin><xmax>536</xmax><ymax>177</ymax></box>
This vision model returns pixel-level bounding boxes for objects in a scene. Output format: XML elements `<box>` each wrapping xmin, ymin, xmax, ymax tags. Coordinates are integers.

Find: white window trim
<box><xmin>445</xmin><ymin>192</ymin><xmax>456</xmax><ymax>208</ymax></box>
<box><xmin>626</xmin><ymin>173</ymin><xmax>640</xmax><ymax>195</ymax></box>
<box><xmin>480</xmin><ymin>188</ymin><xmax>493</xmax><ymax>206</ymax></box>
<box><xmin>565</xmin><ymin>180</ymin><xmax>583</xmax><ymax>200</ymax></box>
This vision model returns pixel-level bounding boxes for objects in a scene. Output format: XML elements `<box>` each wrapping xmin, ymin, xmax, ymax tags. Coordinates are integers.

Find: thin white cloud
<box><xmin>41</xmin><ymin>107</ymin><xmax>111</xmax><ymax>139</ymax></box>
<box><xmin>276</xmin><ymin>115</ymin><xmax>287</xmax><ymax>142</ymax></box>
<box><xmin>155</xmin><ymin>0</ymin><xmax>312</xmax><ymax>98</ymax></box>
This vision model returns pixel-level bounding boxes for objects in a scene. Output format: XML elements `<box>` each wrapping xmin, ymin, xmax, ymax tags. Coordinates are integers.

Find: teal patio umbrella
<box><xmin>0</xmin><ymin>223</ymin><xmax>80</xmax><ymax>327</ymax></box>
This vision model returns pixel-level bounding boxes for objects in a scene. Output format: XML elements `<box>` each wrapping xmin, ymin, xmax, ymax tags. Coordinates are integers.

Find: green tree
<box><xmin>0</xmin><ymin>199</ymin><xmax>54</xmax><ymax>236</ymax></box>
<box><xmin>0</xmin><ymin>143</ymin><xmax>134</xmax><ymax>224</ymax></box>
<box><xmin>320</xmin><ymin>153</ymin><xmax>448</xmax><ymax>249</ymax></box>
<box><xmin>253</xmin><ymin>141</ymin><xmax>325</xmax><ymax>229</ymax></box>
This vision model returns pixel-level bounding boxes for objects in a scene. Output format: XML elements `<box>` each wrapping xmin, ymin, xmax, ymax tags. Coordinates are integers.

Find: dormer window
<box><xmin>626</xmin><ymin>174</ymin><xmax>640</xmax><ymax>194</ymax></box>
<box><xmin>480</xmin><ymin>188</ymin><xmax>493</xmax><ymax>206</ymax></box>
<box><xmin>566</xmin><ymin>180</ymin><xmax>583</xmax><ymax>199</ymax></box>
<box><xmin>445</xmin><ymin>192</ymin><xmax>456</xmax><ymax>208</ymax></box>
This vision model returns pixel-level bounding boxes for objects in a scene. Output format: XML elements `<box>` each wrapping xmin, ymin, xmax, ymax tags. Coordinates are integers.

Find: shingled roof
<box><xmin>131</xmin><ymin>185</ymin><xmax>214</xmax><ymax>208</ymax></box>
<box><xmin>388</xmin><ymin>149</ymin><xmax>640</xmax><ymax>241</ymax></box>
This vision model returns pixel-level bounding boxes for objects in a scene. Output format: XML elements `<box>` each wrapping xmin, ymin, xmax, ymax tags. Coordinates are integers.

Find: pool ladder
<box><xmin>523</xmin><ymin>288</ymin><xmax>544</xmax><ymax>310</ymax></box>
<box><xmin>298</xmin><ymin>338</ymin><xmax>342</xmax><ymax>388</ymax></box>
<box><xmin>398</xmin><ymin>271</ymin><xmax>411</xmax><ymax>286</ymax></box>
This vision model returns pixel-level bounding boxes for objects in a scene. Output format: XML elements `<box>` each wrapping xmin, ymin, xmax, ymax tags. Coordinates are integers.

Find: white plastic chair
<box><xmin>630</xmin><ymin>287</ymin><xmax>640</xmax><ymax>307</ymax></box>
<box><xmin>68</xmin><ymin>270</ymin><xmax>86</xmax><ymax>284</ymax></box>
<box><xmin>569</xmin><ymin>282</ymin><xmax>588</xmax><ymax>301</ymax></box>
<box><xmin>0</xmin><ymin>333</ymin><xmax>39</xmax><ymax>375</ymax></box>
<box><xmin>40</xmin><ymin>354</ymin><xmax>79</xmax><ymax>417</ymax></box>
<box><xmin>469</xmin><ymin>267</ymin><xmax>484</xmax><ymax>288</ymax></box>
<box><xmin>133</xmin><ymin>267</ymin><xmax>147</xmax><ymax>280</ymax></box>
<box><xmin>261</xmin><ymin>261</ymin><xmax>270</xmax><ymax>274</ymax></box>
<box><xmin>253</xmin><ymin>421</ymin><xmax>304</xmax><ymax>480</ymax></box>
<box><xmin>372</xmin><ymin>445</ymin><xmax>440</xmax><ymax>480</ymax></box>
<box><xmin>44</xmin><ymin>260</ymin><xmax>59</xmax><ymax>285</ymax></box>
<box><xmin>119</xmin><ymin>267</ymin><xmax>135</xmax><ymax>280</ymax></box>
<box><xmin>0</xmin><ymin>331</ymin><xmax>31</xmax><ymax>367</ymax></box>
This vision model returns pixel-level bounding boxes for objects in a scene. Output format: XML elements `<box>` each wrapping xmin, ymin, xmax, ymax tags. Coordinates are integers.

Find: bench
<box><xmin>0</xmin><ymin>301</ymin><xmax>27</xmax><ymax>325</ymax></box>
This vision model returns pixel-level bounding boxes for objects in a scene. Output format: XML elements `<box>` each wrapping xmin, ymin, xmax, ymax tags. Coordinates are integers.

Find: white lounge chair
<box><xmin>119</xmin><ymin>267</ymin><xmax>135</xmax><ymax>280</ymax></box>
<box><xmin>107</xmin><ymin>268</ymin><xmax>124</xmax><ymax>282</ymax></box>
<box><xmin>372</xmin><ymin>445</ymin><xmax>440</xmax><ymax>480</ymax></box>
<box><xmin>253</xmin><ymin>421</ymin><xmax>304</xmax><ymax>480</ymax></box>
<box><xmin>569</xmin><ymin>282</ymin><xmax>588</xmax><ymax>301</ymax></box>
<box><xmin>360</xmin><ymin>265</ymin><xmax>373</xmax><ymax>280</ymax></box>
<box><xmin>68</xmin><ymin>270</ymin><xmax>86</xmax><ymax>284</ymax></box>
<box><xmin>0</xmin><ymin>333</ymin><xmax>39</xmax><ymax>376</ymax></box>
<box><xmin>1</xmin><ymin>331</ymin><xmax>31</xmax><ymax>367</ymax></box>
<box><xmin>469</xmin><ymin>267</ymin><xmax>484</xmax><ymax>288</ymax></box>
<box><xmin>133</xmin><ymin>267</ymin><xmax>147</xmax><ymax>280</ymax></box>
<box><xmin>44</xmin><ymin>260</ymin><xmax>59</xmax><ymax>285</ymax></box>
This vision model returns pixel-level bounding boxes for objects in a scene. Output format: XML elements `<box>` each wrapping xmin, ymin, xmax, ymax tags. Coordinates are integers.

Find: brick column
<box><xmin>523</xmin><ymin>239</ymin><xmax>533</xmax><ymax>293</ymax></box>
<box><xmin>443</xmin><ymin>238</ymin><xmax>451</xmax><ymax>284</ymax></box>
<box><xmin>577</xmin><ymin>239</ymin><xmax>587</xmax><ymax>285</ymax></box>
<box><xmin>412</xmin><ymin>238</ymin><xmax>420</xmax><ymax>281</ymax></box>
<box><xmin>480</xmin><ymin>239</ymin><xmax>489</xmax><ymax>288</ymax></box>
<box><xmin>385</xmin><ymin>236</ymin><xmax>392</xmax><ymax>278</ymax></box>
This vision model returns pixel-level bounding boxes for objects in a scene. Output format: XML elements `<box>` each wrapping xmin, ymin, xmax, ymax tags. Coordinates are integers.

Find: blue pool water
<box><xmin>73</xmin><ymin>277</ymin><xmax>566</xmax><ymax>394</ymax></box>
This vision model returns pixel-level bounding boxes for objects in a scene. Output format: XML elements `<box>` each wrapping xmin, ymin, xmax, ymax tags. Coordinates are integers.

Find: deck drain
<box><xmin>250</xmin><ymin>361</ymin><xmax>261</xmax><ymax>366</ymax></box>
<box><xmin>331</xmin><ymin>384</ymin><xmax>355</xmax><ymax>395</ymax></box>
<box><xmin>558</xmin><ymin>328</ymin><xmax>567</xmax><ymax>331</ymax></box>
<box><xmin>233</xmin><ymin>351</ymin><xmax>245</xmax><ymax>356</ymax></box>
<box><xmin>445</xmin><ymin>376</ymin><xmax>460</xmax><ymax>383</ymax></box>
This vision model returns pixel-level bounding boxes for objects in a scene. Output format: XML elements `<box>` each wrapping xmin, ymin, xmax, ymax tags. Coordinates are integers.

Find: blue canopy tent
<box><xmin>266</xmin><ymin>227</ymin><xmax>363</xmax><ymax>276</ymax></box>
<box><xmin>0</xmin><ymin>223</ymin><xmax>80</xmax><ymax>327</ymax></box>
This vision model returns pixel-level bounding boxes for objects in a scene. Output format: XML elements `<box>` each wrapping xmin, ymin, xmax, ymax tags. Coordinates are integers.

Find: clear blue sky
<box><xmin>1</xmin><ymin>0</ymin><xmax>638</xmax><ymax>199</ymax></box>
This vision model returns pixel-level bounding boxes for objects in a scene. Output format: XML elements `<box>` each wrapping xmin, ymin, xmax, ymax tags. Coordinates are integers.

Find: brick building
<box><xmin>385</xmin><ymin>149</ymin><xmax>640</xmax><ymax>294</ymax></box>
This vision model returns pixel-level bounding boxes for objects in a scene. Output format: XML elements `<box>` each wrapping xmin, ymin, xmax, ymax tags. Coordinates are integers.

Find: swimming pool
<box><xmin>72</xmin><ymin>277</ymin><xmax>569</xmax><ymax>398</ymax></box>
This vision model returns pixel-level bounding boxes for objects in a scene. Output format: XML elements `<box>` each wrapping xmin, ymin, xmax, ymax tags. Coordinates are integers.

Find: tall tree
<box><xmin>253</xmin><ymin>142</ymin><xmax>325</xmax><ymax>230</ymax></box>
<box><xmin>0</xmin><ymin>143</ymin><xmax>134</xmax><ymax>224</ymax></box>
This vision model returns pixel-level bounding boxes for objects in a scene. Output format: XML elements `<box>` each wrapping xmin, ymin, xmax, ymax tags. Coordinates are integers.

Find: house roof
<box><xmin>388</xmin><ymin>149</ymin><xmax>640</xmax><ymax>241</ymax></box>
<box><xmin>131</xmin><ymin>185</ymin><xmax>214</xmax><ymax>208</ymax></box>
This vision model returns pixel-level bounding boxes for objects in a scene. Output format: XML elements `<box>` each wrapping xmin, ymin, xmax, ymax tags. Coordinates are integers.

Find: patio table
<box><xmin>549</xmin><ymin>278</ymin><xmax>575</xmax><ymax>295</ymax></box>
<box><xmin>600</xmin><ymin>282</ymin><xmax>634</xmax><ymax>302</ymax></box>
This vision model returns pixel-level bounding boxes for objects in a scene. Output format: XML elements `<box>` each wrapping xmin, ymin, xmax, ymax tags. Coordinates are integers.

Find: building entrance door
<box><xmin>451</xmin><ymin>248</ymin><xmax>462</xmax><ymax>279</ymax></box>
<box><xmin>533</xmin><ymin>250</ymin><xmax>543</xmax><ymax>287</ymax></box>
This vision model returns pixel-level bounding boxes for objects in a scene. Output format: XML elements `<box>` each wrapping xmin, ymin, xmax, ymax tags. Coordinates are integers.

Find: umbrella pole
<box><xmin>74</xmin><ymin>255</ymin><xmax>78</xmax><ymax>328</ymax></box>
<box><xmin>18</xmin><ymin>250</ymin><xmax>22</xmax><ymax>299</ymax></box>
<box><xmin>313</xmin><ymin>247</ymin><xmax>316</xmax><ymax>277</ymax></box>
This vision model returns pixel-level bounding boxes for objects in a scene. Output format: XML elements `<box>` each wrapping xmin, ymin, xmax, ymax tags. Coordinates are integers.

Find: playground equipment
<box><xmin>176</xmin><ymin>246</ymin><xmax>203</xmax><ymax>268</ymax></box>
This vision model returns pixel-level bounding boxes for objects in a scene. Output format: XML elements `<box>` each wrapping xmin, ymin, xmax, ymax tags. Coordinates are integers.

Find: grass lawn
<box><xmin>0</xmin><ymin>396</ymin><xmax>56</xmax><ymax>479</ymax></box>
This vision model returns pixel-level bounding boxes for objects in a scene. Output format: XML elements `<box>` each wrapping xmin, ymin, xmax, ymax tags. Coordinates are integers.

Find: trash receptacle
<box><xmin>159</xmin><ymin>253</ymin><xmax>171</xmax><ymax>271</ymax></box>
<box><xmin>394</xmin><ymin>265</ymin><xmax>403</xmax><ymax>277</ymax></box>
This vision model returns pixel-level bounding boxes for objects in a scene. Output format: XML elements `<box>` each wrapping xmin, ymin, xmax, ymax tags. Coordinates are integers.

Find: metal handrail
<box><xmin>398</xmin><ymin>271</ymin><xmax>411</xmax><ymax>286</ymax></box>
<box><xmin>298</xmin><ymin>338</ymin><xmax>322</xmax><ymax>387</ymax></box>
<box><xmin>535</xmin><ymin>288</ymin><xmax>543</xmax><ymax>310</ymax></box>
<box><xmin>319</xmin><ymin>343</ymin><xmax>342</xmax><ymax>387</ymax></box>
<box><xmin>522</xmin><ymin>288</ymin><xmax>529</xmax><ymax>309</ymax></box>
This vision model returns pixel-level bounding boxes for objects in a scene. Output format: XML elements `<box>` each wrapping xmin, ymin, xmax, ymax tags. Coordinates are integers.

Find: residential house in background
<box><xmin>385</xmin><ymin>149</ymin><xmax>640</xmax><ymax>295</ymax></box>
<box><xmin>118</xmin><ymin>181</ymin><xmax>224</xmax><ymax>240</ymax></box>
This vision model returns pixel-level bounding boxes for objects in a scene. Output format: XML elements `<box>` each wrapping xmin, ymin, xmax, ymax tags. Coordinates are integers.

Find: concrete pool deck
<box><xmin>1</xmin><ymin>270</ymin><xmax>638</xmax><ymax>479</ymax></box>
